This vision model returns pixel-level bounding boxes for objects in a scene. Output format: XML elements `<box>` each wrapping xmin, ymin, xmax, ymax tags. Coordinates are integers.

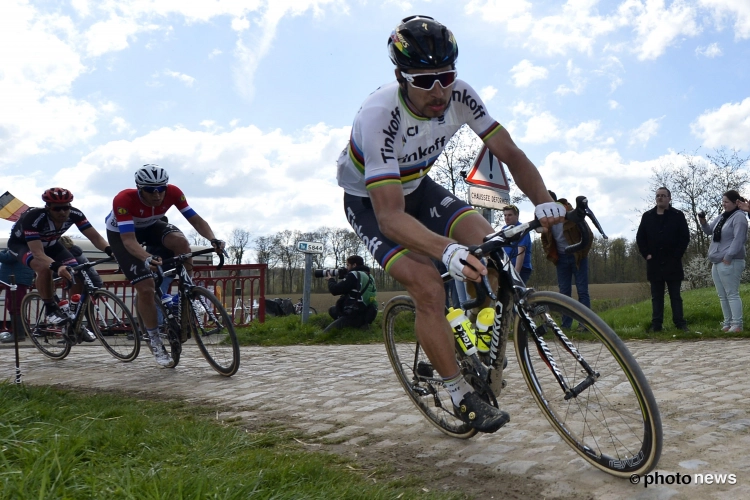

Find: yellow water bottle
<box><xmin>474</xmin><ymin>307</ymin><xmax>495</xmax><ymax>354</ymax></box>
<box><xmin>446</xmin><ymin>308</ymin><xmax>478</xmax><ymax>356</ymax></box>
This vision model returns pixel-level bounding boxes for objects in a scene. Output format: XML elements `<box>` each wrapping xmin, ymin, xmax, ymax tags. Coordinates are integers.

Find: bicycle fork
<box><xmin>517</xmin><ymin>306</ymin><xmax>600</xmax><ymax>400</ymax></box>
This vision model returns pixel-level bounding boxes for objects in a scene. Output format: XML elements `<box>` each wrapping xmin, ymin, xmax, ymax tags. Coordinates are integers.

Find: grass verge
<box><xmin>0</xmin><ymin>383</ymin><xmax>458</xmax><ymax>500</ymax></box>
<box><xmin>237</xmin><ymin>285</ymin><xmax>750</xmax><ymax>344</ymax></box>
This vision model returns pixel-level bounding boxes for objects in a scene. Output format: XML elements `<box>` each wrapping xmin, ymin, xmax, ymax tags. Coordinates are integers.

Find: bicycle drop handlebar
<box><xmin>458</xmin><ymin>196</ymin><xmax>607</xmax><ymax>310</ymax></box>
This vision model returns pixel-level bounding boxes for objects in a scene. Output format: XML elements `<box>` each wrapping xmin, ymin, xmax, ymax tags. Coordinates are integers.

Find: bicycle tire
<box><xmin>382</xmin><ymin>295</ymin><xmax>477</xmax><ymax>439</ymax></box>
<box><xmin>133</xmin><ymin>294</ymin><xmax>181</xmax><ymax>368</ymax></box>
<box><xmin>87</xmin><ymin>289</ymin><xmax>140</xmax><ymax>362</ymax></box>
<box><xmin>184</xmin><ymin>287</ymin><xmax>240</xmax><ymax>376</ymax></box>
<box><xmin>514</xmin><ymin>291</ymin><xmax>662</xmax><ymax>477</ymax></box>
<box><xmin>21</xmin><ymin>291</ymin><xmax>71</xmax><ymax>360</ymax></box>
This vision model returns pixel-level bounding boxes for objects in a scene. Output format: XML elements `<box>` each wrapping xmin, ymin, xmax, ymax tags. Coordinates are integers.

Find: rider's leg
<box><xmin>450</xmin><ymin>212</ymin><xmax>498</xmax><ymax>309</ymax></box>
<box><xmin>387</xmin><ymin>254</ymin><xmax>461</xmax><ymax>378</ymax></box>
<box><xmin>135</xmin><ymin>279</ymin><xmax>159</xmax><ymax>330</ymax></box>
<box><xmin>162</xmin><ymin>231</ymin><xmax>192</xmax><ymax>272</ymax></box>
<box><xmin>29</xmin><ymin>260</ymin><xmax>54</xmax><ymax>300</ymax></box>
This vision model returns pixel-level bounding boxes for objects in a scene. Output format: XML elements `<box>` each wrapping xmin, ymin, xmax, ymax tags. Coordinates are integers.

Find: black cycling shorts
<box><xmin>344</xmin><ymin>176</ymin><xmax>477</xmax><ymax>273</ymax></box>
<box><xmin>107</xmin><ymin>220</ymin><xmax>183</xmax><ymax>284</ymax></box>
<box><xmin>8</xmin><ymin>241</ymin><xmax>76</xmax><ymax>268</ymax></box>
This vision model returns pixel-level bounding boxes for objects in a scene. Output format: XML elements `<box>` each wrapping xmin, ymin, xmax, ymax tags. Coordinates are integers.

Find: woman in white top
<box><xmin>699</xmin><ymin>190</ymin><xmax>748</xmax><ymax>332</ymax></box>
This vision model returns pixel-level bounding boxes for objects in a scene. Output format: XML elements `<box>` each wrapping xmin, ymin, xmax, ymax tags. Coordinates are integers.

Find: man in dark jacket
<box><xmin>324</xmin><ymin>255</ymin><xmax>377</xmax><ymax>332</ymax></box>
<box><xmin>636</xmin><ymin>187</ymin><xmax>690</xmax><ymax>332</ymax></box>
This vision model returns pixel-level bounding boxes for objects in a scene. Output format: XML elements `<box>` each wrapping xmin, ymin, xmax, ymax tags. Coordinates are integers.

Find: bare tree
<box><xmin>228</xmin><ymin>228</ymin><xmax>251</xmax><ymax>265</ymax></box>
<box><xmin>187</xmin><ymin>229</ymin><xmax>211</xmax><ymax>247</ymax></box>
<box><xmin>430</xmin><ymin>125</ymin><xmax>482</xmax><ymax>197</ymax></box>
<box><xmin>649</xmin><ymin>148</ymin><xmax>750</xmax><ymax>257</ymax></box>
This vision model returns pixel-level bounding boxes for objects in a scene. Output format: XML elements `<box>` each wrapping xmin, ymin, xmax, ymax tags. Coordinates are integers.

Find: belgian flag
<box><xmin>0</xmin><ymin>192</ymin><xmax>29</xmax><ymax>222</ymax></box>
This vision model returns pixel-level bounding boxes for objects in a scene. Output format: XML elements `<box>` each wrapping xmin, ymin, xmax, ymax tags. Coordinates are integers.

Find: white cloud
<box><xmin>565</xmin><ymin>120</ymin><xmax>601</xmax><ymax>147</ymax></box>
<box><xmin>699</xmin><ymin>0</ymin><xmax>750</xmax><ymax>39</ymax></box>
<box><xmin>231</xmin><ymin>17</ymin><xmax>250</xmax><ymax>32</ymax></box>
<box><xmin>519</xmin><ymin>112</ymin><xmax>562</xmax><ymax>144</ymax></box>
<box><xmin>691</xmin><ymin>97</ymin><xmax>750</xmax><ymax>149</ymax></box>
<box><xmin>509</xmin><ymin>59</ymin><xmax>548</xmax><ymax>87</ymax></box>
<box><xmin>555</xmin><ymin>59</ymin><xmax>586</xmax><ymax>95</ymax></box>
<box><xmin>696</xmin><ymin>42</ymin><xmax>723</xmax><ymax>57</ymax></box>
<box><xmin>209</xmin><ymin>48</ymin><xmax>223</xmax><ymax>58</ymax></box>
<box><xmin>608</xmin><ymin>100</ymin><xmax>620</xmax><ymax>109</ymax></box>
<box><xmin>47</xmin><ymin>122</ymin><xmax>353</xmax><ymax>236</ymax></box>
<box><xmin>465</xmin><ymin>0</ymin><xmax>533</xmax><ymax>31</ymax></box>
<box><xmin>111</xmin><ymin>117</ymin><xmax>134</xmax><ymax>134</ymax></box>
<box><xmin>164</xmin><ymin>69</ymin><xmax>196</xmax><ymax>87</ymax></box>
<box><xmin>618</xmin><ymin>0</ymin><xmax>701</xmax><ymax>60</ymax></box>
<box><xmin>629</xmin><ymin>117</ymin><xmax>663</xmax><ymax>146</ymax></box>
<box><xmin>480</xmin><ymin>86</ymin><xmax>498</xmax><ymax>102</ymax></box>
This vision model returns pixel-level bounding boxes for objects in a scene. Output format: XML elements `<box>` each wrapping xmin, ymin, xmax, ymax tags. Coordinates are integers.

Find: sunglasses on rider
<box><xmin>50</xmin><ymin>205</ymin><xmax>72</xmax><ymax>212</ymax></box>
<box><xmin>400</xmin><ymin>70</ymin><xmax>457</xmax><ymax>91</ymax></box>
<box><xmin>141</xmin><ymin>185</ymin><xmax>167</xmax><ymax>193</ymax></box>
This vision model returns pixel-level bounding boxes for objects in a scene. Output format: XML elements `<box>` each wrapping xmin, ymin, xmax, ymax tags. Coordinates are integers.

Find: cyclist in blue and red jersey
<box><xmin>7</xmin><ymin>188</ymin><xmax>112</xmax><ymax>326</ymax></box>
<box><xmin>105</xmin><ymin>164</ymin><xmax>224</xmax><ymax>367</ymax></box>
<box><xmin>336</xmin><ymin>15</ymin><xmax>565</xmax><ymax>433</ymax></box>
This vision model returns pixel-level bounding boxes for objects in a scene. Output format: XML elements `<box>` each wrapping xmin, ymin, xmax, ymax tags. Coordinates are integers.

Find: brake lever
<box><xmin>585</xmin><ymin>207</ymin><xmax>608</xmax><ymax>239</ymax></box>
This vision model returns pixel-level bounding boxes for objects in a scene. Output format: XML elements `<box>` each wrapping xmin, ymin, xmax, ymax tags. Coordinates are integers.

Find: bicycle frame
<box><xmin>451</xmin><ymin>197</ymin><xmax>605</xmax><ymax>400</ymax></box>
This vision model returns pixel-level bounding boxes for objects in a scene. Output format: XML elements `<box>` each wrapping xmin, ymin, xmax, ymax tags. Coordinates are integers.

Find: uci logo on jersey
<box><xmin>117</xmin><ymin>207</ymin><xmax>128</xmax><ymax>215</ymax></box>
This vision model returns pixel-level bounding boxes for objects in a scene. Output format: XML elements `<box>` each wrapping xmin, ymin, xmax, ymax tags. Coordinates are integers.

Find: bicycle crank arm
<box><xmin>564</xmin><ymin>371</ymin><xmax>600</xmax><ymax>400</ymax></box>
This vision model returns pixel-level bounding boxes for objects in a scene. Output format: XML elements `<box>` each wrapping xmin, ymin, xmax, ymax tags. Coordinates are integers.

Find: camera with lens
<box><xmin>314</xmin><ymin>268</ymin><xmax>347</xmax><ymax>279</ymax></box>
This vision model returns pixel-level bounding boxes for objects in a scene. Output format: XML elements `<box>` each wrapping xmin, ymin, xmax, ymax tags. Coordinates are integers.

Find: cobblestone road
<box><xmin>3</xmin><ymin>339</ymin><xmax>750</xmax><ymax>499</ymax></box>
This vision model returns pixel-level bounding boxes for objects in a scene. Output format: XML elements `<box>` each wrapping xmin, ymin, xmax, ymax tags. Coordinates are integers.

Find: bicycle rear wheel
<box><xmin>21</xmin><ymin>292</ymin><xmax>71</xmax><ymax>360</ymax></box>
<box><xmin>514</xmin><ymin>291</ymin><xmax>662</xmax><ymax>477</ymax></box>
<box><xmin>87</xmin><ymin>289</ymin><xmax>140</xmax><ymax>362</ymax></box>
<box><xmin>184</xmin><ymin>287</ymin><xmax>240</xmax><ymax>376</ymax></box>
<box><xmin>382</xmin><ymin>295</ymin><xmax>477</xmax><ymax>439</ymax></box>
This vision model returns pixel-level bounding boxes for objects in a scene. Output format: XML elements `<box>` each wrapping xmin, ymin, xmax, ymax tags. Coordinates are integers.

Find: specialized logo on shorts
<box><xmin>430</xmin><ymin>207</ymin><xmax>441</xmax><ymax>218</ymax></box>
<box><xmin>440</xmin><ymin>196</ymin><xmax>455</xmax><ymax>208</ymax></box>
<box><xmin>117</xmin><ymin>207</ymin><xmax>128</xmax><ymax>215</ymax></box>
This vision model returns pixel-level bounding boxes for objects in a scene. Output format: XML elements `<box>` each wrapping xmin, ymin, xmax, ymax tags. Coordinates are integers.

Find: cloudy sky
<box><xmin>2</xmin><ymin>0</ymin><xmax>749</xmax><ymax>249</ymax></box>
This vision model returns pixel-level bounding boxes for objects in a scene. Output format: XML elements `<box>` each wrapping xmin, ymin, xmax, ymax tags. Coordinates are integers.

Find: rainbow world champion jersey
<box><xmin>336</xmin><ymin>80</ymin><xmax>504</xmax><ymax>197</ymax></box>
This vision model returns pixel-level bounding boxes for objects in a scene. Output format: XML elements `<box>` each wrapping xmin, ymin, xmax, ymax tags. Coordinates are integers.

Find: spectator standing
<box><xmin>636</xmin><ymin>187</ymin><xmax>690</xmax><ymax>333</ymax></box>
<box><xmin>501</xmin><ymin>204</ymin><xmax>533</xmax><ymax>283</ymax></box>
<box><xmin>699</xmin><ymin>190</ymin><xmax>748</xmax><ymax>332</ymax></box>
<box><xmin>0</xmin><ymin>249</ymin><xmax>35</xmax><ymax>343</ymax></box>
<box><xmin>541</xmin><ymin>192</ymin><xmax>593</xmax><ymax>328</ymax></box>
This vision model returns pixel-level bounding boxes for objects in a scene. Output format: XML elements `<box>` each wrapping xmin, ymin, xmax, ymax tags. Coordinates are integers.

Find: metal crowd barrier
<box><xmin>1</xmin><ymin>263</ymin><xmax>267</xmax><ymax>328</ymax></box>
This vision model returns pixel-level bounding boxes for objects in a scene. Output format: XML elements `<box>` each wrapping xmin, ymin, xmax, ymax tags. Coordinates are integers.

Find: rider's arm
<box><xmin>186</xmin><ymin>215</ymin><xmax>222</xmax><ymax>247</ymax></box>
<box><xmin>369</xmin><ymin>184</ymin><xmax>454</xmax><ymax>261</ymax></box>
<box><xmin>80</xmin><ymin>226</ymin><xmax>111</xmax><ymax>254</ymax></box>
<box><xmin>484</xmin><ymin>129</ymin><xmax>560</xmax><ymax>228</ymax></box>
<box><xmin>27</xmin><ymin>240</ymin><xmax>54</xmax><ymax>267</ymax></box>
<box><xmin>120</xmin><ymin>232</ymin><xmax>152</xmax><ymax>262</ymax></box>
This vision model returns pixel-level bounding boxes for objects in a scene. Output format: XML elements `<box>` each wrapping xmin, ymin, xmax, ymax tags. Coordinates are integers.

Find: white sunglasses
<box><xmin>400</xmin><ymin>70</ymin><xmax>457</xmax><ymax>91</ymax></box>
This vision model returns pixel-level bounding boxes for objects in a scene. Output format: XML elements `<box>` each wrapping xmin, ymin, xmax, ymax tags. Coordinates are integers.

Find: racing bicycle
<box><xmin>382</xmin><ymin>197</ymin><xmax>662</xmax><ymax>478</ymax></box>
<box><xmin>21</xmin><ymin>256</ymin><xmax>139</xmax><ymax>362</ymax></box>
<box><xmin>294</xmin><ymin>298</ymin><xmax>317</xmax><ymax>316</ymax></box>
<box><xmin>134</xmin><ymin>247</ymin><xmax>240</xmax><ymax>376</ymax></box>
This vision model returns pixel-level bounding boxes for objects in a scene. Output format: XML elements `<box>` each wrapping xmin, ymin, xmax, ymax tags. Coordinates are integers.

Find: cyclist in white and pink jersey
<box><xmin>105</xmin><ymin>164</ymin><xmax>224</xmax><ymax>367</ymax></box>
<box><xmin>336</xmin><ymin>16</ymin><xmax>565</xmax><ymax>433</ymax></box>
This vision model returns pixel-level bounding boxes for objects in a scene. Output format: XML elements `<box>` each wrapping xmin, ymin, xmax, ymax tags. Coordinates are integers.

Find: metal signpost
<box><xmin>296</xmin><ymin>241</ymin><xmax>324</xmax><ymax>323</ymax></box>
<box><xmin>464</xmin><ymin>145</ymin><xmax>511</xmax><ymax>223</ymax></box>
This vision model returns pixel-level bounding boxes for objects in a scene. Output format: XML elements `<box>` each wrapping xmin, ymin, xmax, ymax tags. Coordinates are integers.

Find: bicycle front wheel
<box><xmin>382</xmin><ymin>295</ymin><xmax>477</xmax><ymax>439</ymax></box>
<box><xmin>87</xmin><ymin>289</ymin><xmax>140</xmax><ymax>362</ymax></box>
<box><xmin>21</xmin><ymin>292</ymin><xmax>71</xmax><ymax>360</ymax></box>
<box><xmin>184</xmin><ymin>287</ymin><xmax>240</xmax><ymax>376</ymax></box>
<box><xmin>514</xmin><ymin>291</ymin><xmax>662</xmax><ymax>477</ymax></box>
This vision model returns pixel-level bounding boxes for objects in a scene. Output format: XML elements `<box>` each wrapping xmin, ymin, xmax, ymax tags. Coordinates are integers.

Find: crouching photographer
<box><xmin>321</xmin><ymin>255</ymin><xmax>377</xmax><ymax>333</ymax></box>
